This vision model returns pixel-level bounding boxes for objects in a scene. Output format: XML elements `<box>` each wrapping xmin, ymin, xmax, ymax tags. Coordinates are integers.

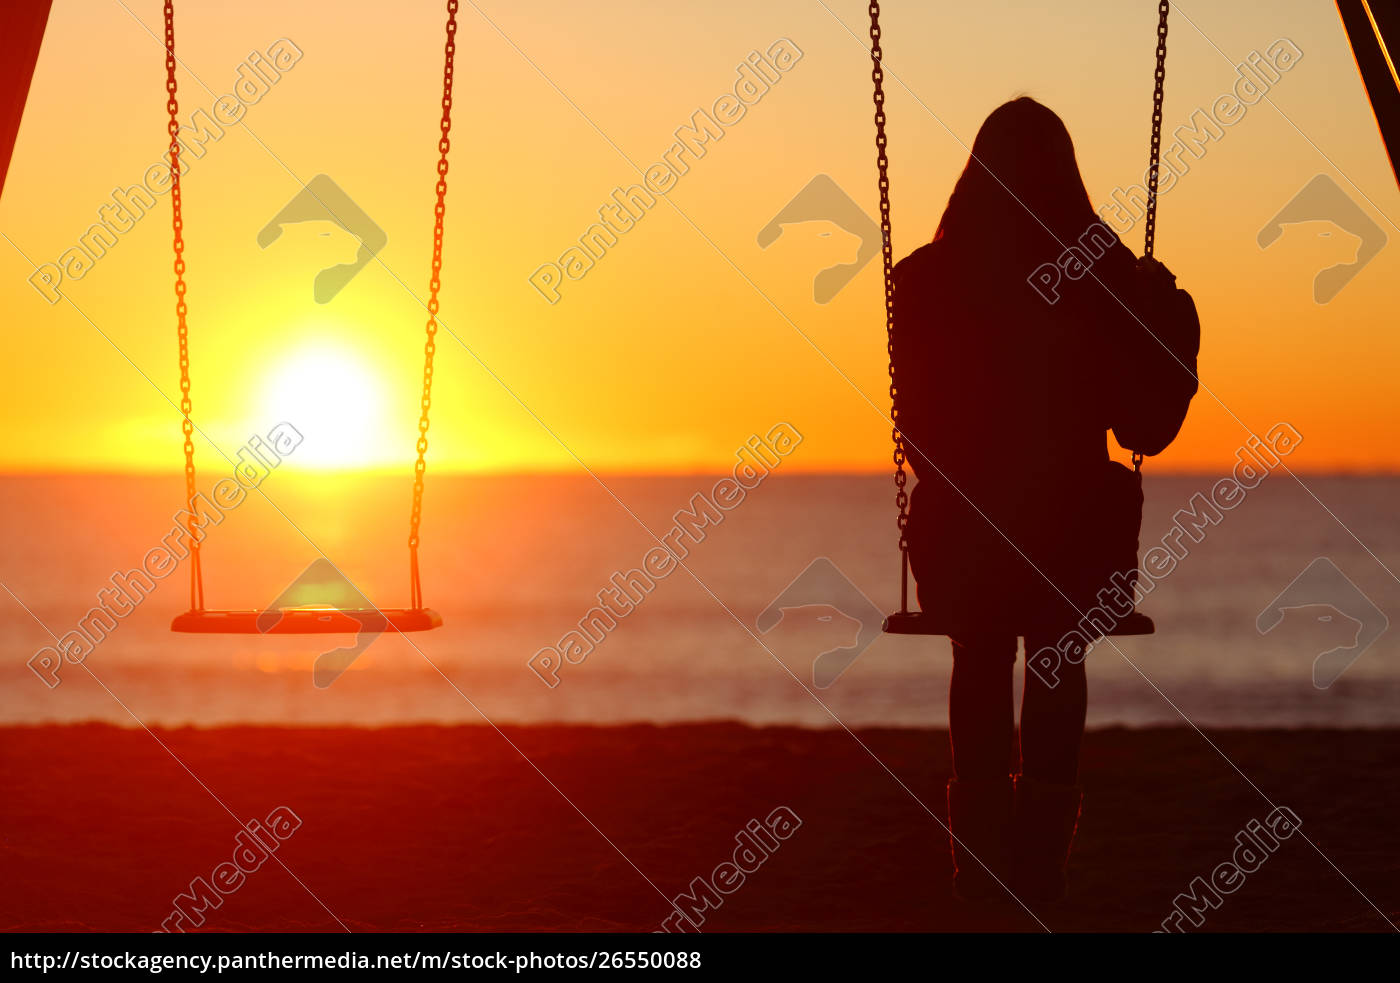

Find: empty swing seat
<box><xmin>882</xmin><ymin>610</ymin><xmax>1154</xmax><ymax>636</ymax></box>
<box><xmin>156</xmin><ymin>4</ymin><xmax>459</xmax><ymax>645</ymax></box>
<box><xmin>171</xmin><ymin>607</ymin><xmax>443</xmax><ymax>634</ymax></box>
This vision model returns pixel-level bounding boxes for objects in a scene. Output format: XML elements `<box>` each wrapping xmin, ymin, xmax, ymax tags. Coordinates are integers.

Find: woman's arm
<box><xmin>1107</xmin><ymin>255</ymin><xmax>1201</xmax><ymax>458</ymax></box>
<box><xmin>891</xmin><ymin>245</ymin><xmax>942</xmax><ymax>480</ymax></box>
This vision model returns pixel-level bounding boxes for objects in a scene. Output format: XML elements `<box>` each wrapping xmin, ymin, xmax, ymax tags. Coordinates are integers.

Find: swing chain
<box><xmin>165</xmin><ymin>0</ymin><xmax>202</xmax><ymax>610</ymax></box>
<box><xmin>870</xmin><ymin>3</ymin><xmax>909</xmax><ymax>583</ymax></box>
<box><xmin>1133</xmin><ymin>0</ymin><xmax>1168</xmax><ymax>476</ymax></box>
<box><xmin>408</xmin><ymin>0</ymin><xmax>458</xmax><ymax>610</ymax></box>
<box><xmin>1142</xmin><ymin>0</ymin><xmax>1169</xmax><ymax>261</ymax></box>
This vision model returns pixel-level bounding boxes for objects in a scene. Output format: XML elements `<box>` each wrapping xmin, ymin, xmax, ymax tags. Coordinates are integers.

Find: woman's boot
<box><xmin>1012</xmin><ymin>776</ymin><xmax>1083</xmax><ymax>903</ymax></box>
<box><xmin>946</xmin><ymin>777</ymin><xmax>1014</xmax><ymax>901</ymax></box>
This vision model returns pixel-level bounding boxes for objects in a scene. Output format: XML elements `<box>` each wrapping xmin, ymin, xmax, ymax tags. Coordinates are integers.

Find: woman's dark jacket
<box><xmin>892</xmin><ymin>233</ymin><xmax>1199</xmax><ymax>635</ymax></box>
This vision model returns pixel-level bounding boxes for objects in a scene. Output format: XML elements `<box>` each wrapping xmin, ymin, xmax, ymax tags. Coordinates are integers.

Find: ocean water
<box><xmin>1</xmin><ymin>472</ymin><xmax>1397</xmax><ymax>728</ymax></box>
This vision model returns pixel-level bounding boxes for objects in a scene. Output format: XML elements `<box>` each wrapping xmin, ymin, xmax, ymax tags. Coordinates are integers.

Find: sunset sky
<box><xmin>2</xmin><ymin>0</ymin><xmax>1396</xmax><ymax>475</ymax></box>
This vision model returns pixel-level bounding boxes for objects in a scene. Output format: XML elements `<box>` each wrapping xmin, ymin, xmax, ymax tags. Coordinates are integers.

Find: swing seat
<box><xmin>882</xmin><ymin>610</ymin><xmax>1154</xmax><ymax>636</ymax></box>
<box><xmin>171</xmin><ymin>606</ymin><xmax>442</xmax><ymax>634</ymax></box>
<box><xmin>156</xmin><ymin>4</ymin><xmax>458</xmax><ymax>645</ymax></box>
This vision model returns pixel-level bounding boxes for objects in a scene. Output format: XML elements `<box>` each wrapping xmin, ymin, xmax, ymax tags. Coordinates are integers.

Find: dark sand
<box><xmin>2</xmin><ymin>724</ymin><xmax>1396</xmax><ymax>932</ymax></box>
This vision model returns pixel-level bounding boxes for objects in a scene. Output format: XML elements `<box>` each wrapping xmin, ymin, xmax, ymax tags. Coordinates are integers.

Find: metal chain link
<box><xmin>1134</xmin><ymin>0</ymin><xmax>1169</xmax><ymax>475</ymax></box>
<box><xmin>869</xmin><ymin>3</ymin><xmax>910</xmax><ymax>611</ymax></box>
<box><xmin>408</xmin><ymin>0</ymin><xmax>458</xmax><ymax>610</ymax></box>
<box><xmin>165</xmin><ymin>0</ymin><xmax>203</xmax><ymax>610</ymax></box>
<box><xmin>1142</xmin><ymin>0</ymin><xmax>1169</xmax><ymax>261</ymax></box>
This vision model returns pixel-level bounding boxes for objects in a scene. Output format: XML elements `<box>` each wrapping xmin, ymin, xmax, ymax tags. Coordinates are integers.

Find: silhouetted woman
<box><xmin>893</xmin><ymin>98</ymin><xmax>1199</xmax><ymax>903</ymax></box>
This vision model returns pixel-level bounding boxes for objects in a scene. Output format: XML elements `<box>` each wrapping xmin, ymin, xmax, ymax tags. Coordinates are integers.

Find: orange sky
<box><xmin>1</xmin><ymin>0</ymin><xmax>1397</xmax><ymax>475</ymax></box>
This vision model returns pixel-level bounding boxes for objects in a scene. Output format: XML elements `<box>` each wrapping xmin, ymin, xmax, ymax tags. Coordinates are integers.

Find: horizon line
<box><xmin>4</xmin><ymin>465</ymin><xmax>1400</xmax><ymax>479</ymax></box>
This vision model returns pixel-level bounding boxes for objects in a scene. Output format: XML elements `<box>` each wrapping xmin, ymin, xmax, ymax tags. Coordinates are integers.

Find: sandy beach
<box><xmin>2</xmin><ymin>723</ymin><xmax>1395</xmax><ymax>933</ymax></box>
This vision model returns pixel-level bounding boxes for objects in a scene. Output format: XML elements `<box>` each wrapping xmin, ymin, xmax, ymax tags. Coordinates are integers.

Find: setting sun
<box><xmin>257</xmin><ymin>343</ymin><xmax>390</xmax><ymax>469</ymax></box>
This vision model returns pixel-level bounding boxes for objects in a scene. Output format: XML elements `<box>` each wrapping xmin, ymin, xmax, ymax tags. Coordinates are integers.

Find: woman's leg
<box><xmin>945</xmin><ymin>634</ymin><xmax>1018</xmax><ymax>899</ymax></box>
<box><xmin>1013</xmin><ymin>634</ymin><xmax>1087</xmax><ymax>902</ymax></box>
<box><xmin>948</xmin><ymin>634</ymin><xmax>1017</xmax><ymax>780</ymax></box>
<box><xmin>1018</xmin><ymin>635</ymin><xmax>1087</xmax><ymax>784</ymax></box>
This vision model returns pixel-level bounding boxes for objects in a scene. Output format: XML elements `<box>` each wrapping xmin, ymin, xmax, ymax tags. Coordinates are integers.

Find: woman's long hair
<box><xmin>934</xmin><ymin>98</ymin><xmax>1099</xmax><ymax>267</ymax></box>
